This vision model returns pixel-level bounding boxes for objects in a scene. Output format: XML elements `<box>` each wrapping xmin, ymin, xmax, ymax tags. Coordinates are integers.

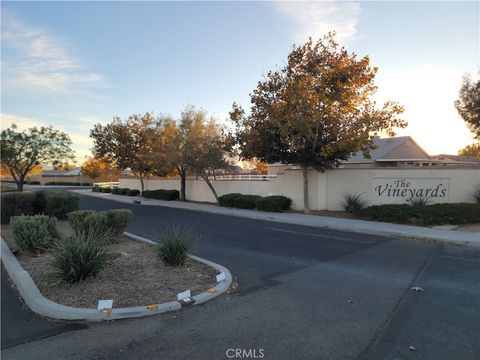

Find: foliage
<box><xmin>125</xmin><ymin>189</ymin><xmax>140</xmax><ymax>196</ymax></box>
<box><xmin>355</xmin><ymin>203</ymin><xmax>480</xmax><ymax>225</ymax></box>
<box><xmin>229</xmin><ymin>33</ymin><xmax>405</xmax><ymax>213</ymax></box>
<box><xmin>218</xmin><ymin>193</ymin><xmax>243</xmax><ymax>207</ymax></box>
<box><xmin>458</xmin><ymin>143</ymin><xmax>480</xmax><ymax>158</ymax></box>
<box><xmin>10</xmin><ymin>215</ymin><xmax>58</xmax><ymax>253</ymax></box>
<box><xmin>90</xmin><ymin>113</ymin><xmax>158</xmax><ymax>192</ymax></box>
<box><xmin>80</xmin><ymin>156</ymin><xmax>120</xmax><ymax>180</ymax></box>
<box><xmin>341</xmin><ymin>192</ymin><xmax>368</xmax><ymax>213</ymax></box>
<box><xmin>117</xmin><ymin>188</ymin><xmax>129</xmax><ymax>195</ymax></box>
<box><xmin>45</xmin><ymin>182</ymin><xmax>92</xmax><ymax>186</ymax></box>
<box><xmin>254</xmin><ymin>196</ymin><xmax>292</xmax><ymax>212</ymax></box>
<box><xmin>103</xmin><ymin>209</ymin><xmax>132</xmax><ymax>237</ymax></box>
<box><xmin>454</xmin><ymin>73</ymin><xmax>480</xmax><ymax>140</ymax></box>
<box><xmin>473</xmin><ymin>185</ymin><xmax>480</xmax><ymax>204</ymax></box>
<box><xmin>100</xmin><ymin>187</ymin><xmax>112</xmax><ymax>193</ymax></box>
<box><xmin>154</xmin><ymin>224</ymin><xmax>196</xmax><ymax>266</ymax></box>
<box><xmin>1</xmin><ymin>192</ymin><xmax>35</xmax><ymax>224</ymax></box>
<box><xmin>67</xmin><ymin>210</ymin><xmax>109</xmax><ymax>240</ymax></box>
<box><xmin>42</xmin><ymin>190</ymin><xmax>80</xmax><ymax>219</ymax></box>
<box><xmin>233</xmin><ymin>195</ymin><xmax>263</xmax><ymax>209</ymax></box>
<box><xmin>48</xmin><ymin>232</ymin><xmax>115</xmax><ymax>283</ymax></box>
<box><xmin>142</xmin><ymin>189</ymin><xmax>179</xmax><ymax>201</ymax></box>
<box><xmin>409</xmin><ymin>196</ymin><xmax>430</xmax><ymax>206</ymax></box>
<box><xmin>1</xmin><ymin>124</ymin><xmax>75</xmax><ymax>191</ymax></box>
<box><xmin>111</xmin><ymin>188</ymin><xmax>119</xmax><ymax>194</ymax></box>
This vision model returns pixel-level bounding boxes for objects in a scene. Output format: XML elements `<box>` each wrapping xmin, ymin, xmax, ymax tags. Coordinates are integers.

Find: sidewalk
<box><xmin>73</xmin><ymin>189</ymin><xmax>480</xmax><ymax>247</ymax></box>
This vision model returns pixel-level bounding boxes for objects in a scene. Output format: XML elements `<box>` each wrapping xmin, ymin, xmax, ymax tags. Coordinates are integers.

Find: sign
<box><xmin>216</xmin><ymin>272</ymin><xmax>226</xmax><ymax>282</ymax></box>
<box><xmin>97</xmin><ymin>299</ymin><xmax>113</xmax><ymax>310</ymax></box>
<box><xmin>177</xmin><ymin>289</ymin><xmax>191</xmax><ymax>301</ymax></box>
<box><xmin>372</xmin><ymin>178</ymin><xmax>449</xmax><ymax>204</ymax></box>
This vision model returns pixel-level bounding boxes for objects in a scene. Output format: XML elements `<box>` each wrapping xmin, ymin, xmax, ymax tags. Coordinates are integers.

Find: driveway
<box><xmin>2</xmin><ymin>195</ymin><xmax>479</xmax><ymax>359</ymax></box>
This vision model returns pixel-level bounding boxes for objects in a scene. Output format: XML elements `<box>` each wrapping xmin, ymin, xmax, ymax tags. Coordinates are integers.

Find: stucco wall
<box><xmin>120</xmin><ymin>168</ymin><xmax>480</xmax><ymax>211</ymax></box>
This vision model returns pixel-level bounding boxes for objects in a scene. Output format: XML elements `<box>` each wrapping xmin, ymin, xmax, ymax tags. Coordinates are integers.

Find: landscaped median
<box><xmin>0</xmin><ymin>190</ymin><xmax>232</xmax><ymax>321</ymax></box>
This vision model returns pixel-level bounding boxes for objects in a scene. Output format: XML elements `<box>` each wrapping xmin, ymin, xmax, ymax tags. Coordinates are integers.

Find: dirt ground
<box><xmin>1</xmin><ymin>222</ymin><xmax>217</xmax><ymax>308</ymax></box>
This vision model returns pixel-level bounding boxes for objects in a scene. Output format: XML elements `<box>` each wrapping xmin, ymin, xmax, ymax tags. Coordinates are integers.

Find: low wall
<box><xmin>120</xmin><ymin>167</ymin><xmax>480</xmax><ymax>211</ymax></box>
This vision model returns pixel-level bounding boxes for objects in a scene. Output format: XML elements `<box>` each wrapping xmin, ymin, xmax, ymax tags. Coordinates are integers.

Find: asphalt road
<box><xmin>2</xmin><ymin>195</ymin><xmax>479</xmax><ymax>360</ymax></box>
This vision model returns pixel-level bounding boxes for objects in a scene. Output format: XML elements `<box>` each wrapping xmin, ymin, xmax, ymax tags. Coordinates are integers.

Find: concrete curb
<box><xmin>74</xmin><ymin>190</ymin><xmax>480</xmax><ymax>247</ymax></box>
<box><xmin>0</xmin><ymin>234</ymin><xmax>232</xmax><ymax>322</ymax></box>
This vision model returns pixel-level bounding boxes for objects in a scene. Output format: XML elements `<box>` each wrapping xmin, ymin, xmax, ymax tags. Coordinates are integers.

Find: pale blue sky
<box><xmin>1</xmin><ymin>1</ymin><xmax>478</xmax><ymax>160</ymax></box>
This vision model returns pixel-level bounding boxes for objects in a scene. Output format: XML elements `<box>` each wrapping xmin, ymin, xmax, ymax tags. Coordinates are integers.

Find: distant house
<box><xmin>343</xmin><ymin>136</ymin><xmax>434</xmax><ymax>167</ymax></box>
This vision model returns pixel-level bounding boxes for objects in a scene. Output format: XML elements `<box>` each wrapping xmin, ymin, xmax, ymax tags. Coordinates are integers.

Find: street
<box><xmin>2</xmin><ymin>195</ymin><xmax>479</xmax><ymax>360</ymax></box>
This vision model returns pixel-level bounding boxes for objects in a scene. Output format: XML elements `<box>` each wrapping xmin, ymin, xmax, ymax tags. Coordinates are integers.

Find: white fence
<box><xmin>119</xmin><ymin>167</ymin><xmax>480</xmax><ymax>211</ymax></box>
<box><xmin>210</xmin><ymin>175</ymin><xmax>277</xmax><ymax>181</ymax></box>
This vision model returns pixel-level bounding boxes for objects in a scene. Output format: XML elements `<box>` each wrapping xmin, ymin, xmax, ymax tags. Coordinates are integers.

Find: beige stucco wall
<box><xmin>120</xmin><ymin>167</ymin><xmax>480</xmax><ymax>211</ymax></box>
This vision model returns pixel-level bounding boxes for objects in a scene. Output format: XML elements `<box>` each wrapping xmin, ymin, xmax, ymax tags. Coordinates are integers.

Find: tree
<box><xmin>455</xmin><ymin>73</ymin><xmax>480</xmax><ymax>140</ymax></box>
<box><xmin>1</xmin><ymin>124</ymin><xmax>75</xmax><ymax>191</ymax></box>
<box><xmin>458</xmin><ymin>143</ymin><xmax>480</xmax><ymax>158</ymax></box>
<box><xmin>81</xmin><ymin>156</ymin><xmax>120</xmax><ymax>180</ymax></box>
<box><xmin>230</xmin><ymin>33</ymin><xmax>406</xmax><ymax>213</ymax></box>
<box><xmin>90</xmin><ymin>113</ymin><xmax>157</xmax><ymax>193</ymax></box>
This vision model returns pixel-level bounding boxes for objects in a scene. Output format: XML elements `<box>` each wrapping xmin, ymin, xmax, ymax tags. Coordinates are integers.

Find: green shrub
<box><xmin>218</xmin><ymin>193</ymin><xmax>243</xmax><ymax>207</ymax></box>
<box><xmin>99</xmin><ymin>187</ymin><xmax>112</xmax><ymax>193</ymax></box>
<box><xmin>473</xmin><ymin>185</ymin><xmax>480</xmax><ymax>204</ymax></box>
<box><xmin>154</xmin><ymin>224</ymin><xmax>196</xmax><ymax>266</ymax></box>
<box><xmin>126</xmin><ymin>189</ymin><xmax>140</xmax><ymax>196</ymax></box>
<box><xmin>355</xmin><ymin>203</ymin><xmax>480</xmax><ymax>225</ymax></box>
<box><xmin>42</xmin><ymin>190</ymin><xmax>80</xmax><ymax>219</ymax></box>
<box><xmin>92</xmin><ymin>186</ymin><xmax>100</xmax><ymax>192</ymax></box>
<box><xmin>341</xmin><ymin>192</ymin><xmax>368</xmax><ymax>213</ymax></box>
<box><xmin>142</xmin><ymin>189</ymin><xmax>179</xmax><ymax>201</ymax></box>
<box><xmin>118</xmin><ymin>188</ymin><xmax>129</xmax><ymax>195</ymax></box>
<box><xmin>111</xmin><ymin>188</ymin><xmax>119</xmax><ymax>195</ymax></box>
<box><xmin>409</xmin><ymin>196</ymin><xmax>430</xmax><ymax>206</ymax></box>
<box><xmin>104</xmin><ymin>209</ymin><xmax>132</xmax><ymax>237</ymax></box>
<box><xmin>10</xmin><ymin>215</ymin><xmax>59</xmax><ymax>253</ymax></box>
<box><xmin>67</xmin><ymin>210</ymin><xmax>109</xmax><ymax>239</ymax></box>
<box><xmin>255</xmin><ymin>195</ymin><xmax>291</xmax><ymax>212</ymax></box>
<box><xmin>1</xmin><ymin>192</ymin><xmax>36</xmax><ymax>224</ymax></box>
<box><xmin>45</xmin><ymin>182</ymin><xmax>91</xmax><ymax>186</ymax></box>
<box><xmin>218</xmin><ymin>193</ymin><xmax>262</xmax><ymax>209</ymax></box>
<box><xmin>48</xmin><ymin>232</ymin><xmax>115</xmax><ymax>283</ymax></box>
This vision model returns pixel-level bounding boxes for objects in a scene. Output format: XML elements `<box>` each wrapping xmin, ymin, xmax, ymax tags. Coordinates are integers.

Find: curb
<box><xmin>1</xmin><ymin>234</ymin><xmax>232</xmax><ymax>322</ymax></box>
<box><xmin>73</xmin><ymin>190</ymin><xmax>480</xmax><ymax>247</ymax></box>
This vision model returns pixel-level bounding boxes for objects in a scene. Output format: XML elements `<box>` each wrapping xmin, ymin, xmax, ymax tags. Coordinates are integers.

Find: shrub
<box><xmin>1</xmin><ymin>192</ymin><xmax>36</xmax><ymax>224</ymax></box>
<box><xmin>117</xmin><ymin>188</ymin><xmax>129</xmax><ymax>195</ymax></box>
<box><xmin>255</xmin><ymin>195</ymin><xmax>291</xmax><ymax>212</ymax></box>
<box><xmin>42</xmin><ymin>190</ymin><xmax>80</xmax><ymax>219</ymax></box>
<box><xmin>142</xmin><ymin>189</ymin><xmax>179</xmax><ymax>201</ymax></box>
<box><xmin>67</xmin><ymin>210</ymin><xmax>109</xmax><ymax>239</ymax></box>
<box><xmin>99</xmin><ymin>187</ymin><xmax>112</xmax><ymax>193</ymax></box>
<box><xmin>341</xmin><ymin>192</ymin><xmax>368</xmax><ymax>213</ymax></box>
<box><xmin>218</xmin><ymin>193</ymin><xmax>262</xmax><ymax>209</ymax></box>
<box><xmin>473</xmin><ymin>185</ymin><xmax>480</xmax><ymax>204</ymax></box>
<box><xmin>218</xmin><ymin>193</ymin><xmax>242</xmax><ymax>207</ymax></box>
<box><xmin>10</xmin><ymin>215</ymin><xmax>59</xmax><ymax>253</ymax></box>
<box><xmin>92</xmin><ymin>186</ymin><xmax>101</xmax><ymax>192</ymax></box>
<box><xmin>48</xmin><ymin>232</ymin><xmax>115</xmax><ymax>283</ymax></box>
<box><xmin>111</xmin><ymin>188</ymin><xmax>119</xmax><ymax>195</ymax></box>
<box><xmin>409</xmin><ymin>196</ymin><xmax>430</xmax><ymax>206</ymax></box>
<box><xmin>154</xmin><ymin>224</ymin><xmax>196</xmax><ymax>266</ymax></box>
<box><xmin>126</xmin><ymin>189</ymin><xmax>140</xmax><ymax>196</ymax></box>
<box><xmin>104</xmin><ymin>209</ymin><xmax>132</xmax><ymax>237</ymax></box>
<box><xmin>355</xmin><ymin>203</ymin><xmax>480</xmax><ymax>225</ymax></box>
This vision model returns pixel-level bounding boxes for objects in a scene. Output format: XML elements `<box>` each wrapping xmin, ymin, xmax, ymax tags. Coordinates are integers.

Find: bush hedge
<box><xmin>104</xmin><ymin>209</ymin><xmax>132</xmax><ymax>237</ymax></box>
<box><xmin>219</xmin><ymin>193</ymin><xmax>292</xmax><ymax>212</ymax></box>
<box><xmin>355</xmin><ymin>203</ymin><xmax>480</xmax><ymax>225</ymax></box>
<box><xmin>42</xmin><ymin>190</ymin><xmax>80</xmax><ymax>219</ymax></box>
<box><xmin>254</xmin><ymin>196</ymin><xmax>291</xmax><ymax>212</ymax></box>
<box><xmin>142</xmin><ymin>189</ymin><xmax>179</xmax><ymax>201</ymax></box>
<box><xmin>1</xmin><ymin>192</ymin><xmax>36</xmax><ymax>224</ymax></box>
<box><xmin>45</xmin><ymin>182</ymin><xmax>92</xmax><ymax>186</ymax></box>
<box><xmin>154</xmin><ymin>224</ymin><xmax>195</xmax><ymax>266</ymax></box>
<box><xmin>118</xmin><ymin>188</ymin><xmax>129</xmax><ymax>195</ymax></box>
<box><xmin>111</xmin><ymin>188</ymin><xmax>119</xmax><ymax>194</ymax></box>
<box><xmin>10</xmin><ymin>215</ymin><xmax>58</xmax><ymax>253</ymax></box>
<box><xmin>100</xmin><ymin>187</ymin><xmax>112</xmax><ymax>193</ymax></box>
<box><xmin>126</xmin><ymin>189</ymin><xmax>140</xmax><ymax>196</ymax></box>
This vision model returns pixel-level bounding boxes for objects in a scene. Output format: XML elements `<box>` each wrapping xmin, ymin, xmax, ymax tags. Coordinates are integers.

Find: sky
<box><xmin>1</xmin><ymin>1</ymin><xmax>479</xmax><ymax>162</ymax></box>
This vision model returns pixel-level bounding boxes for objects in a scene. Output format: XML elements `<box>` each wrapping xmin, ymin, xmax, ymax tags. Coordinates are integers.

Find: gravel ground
<box><xmin>1</xmin><ymin>222</ymin><xmax>217</xmax><ymax>308</ymax></box>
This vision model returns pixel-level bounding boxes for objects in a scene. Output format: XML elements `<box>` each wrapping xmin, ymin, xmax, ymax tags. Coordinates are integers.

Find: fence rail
<box><xmin>92</xmin><ymin>181</ymin><xmax>119</xmax><ymax>188</ymax></box>
<box><xmin>209</xmin><ymin>175</ymin><xmax>276</xmax><ymax>181</ymax></box>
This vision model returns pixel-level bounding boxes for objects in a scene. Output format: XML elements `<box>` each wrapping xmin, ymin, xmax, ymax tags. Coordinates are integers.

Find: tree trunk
<box><xmin>301</xmin><ymin>165</ymin><xmax>310</xmax><ymax>214</ymax></box>
<box><xmin>139</xmin><ymin>176</ymin><xmax>145</xmax><ymax>194</ymax></box>
<box><xmin>16</xmin><ymin>175</ymin><xmax>25</xmax><ymax>192</ymax></box>
<box><xmin>201</xmin><ymin>172</ymin><xmax>219</xmax><ymax>203</ymax></box>
<box><xmin>178</xmin><ymin>167</ymin><xmax>186</xmax><ymax>201</ymax></box>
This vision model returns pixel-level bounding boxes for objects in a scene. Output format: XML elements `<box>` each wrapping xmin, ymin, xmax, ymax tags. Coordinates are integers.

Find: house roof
<box><xmin>345</xmin><ymin>136</ymin><xmax>431</xmax><ymax>163</ymax></box>
<box><xmin>42</xmin><ymin>167</ymin><xmax>82</xmax><ymax>176</ymax></box>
